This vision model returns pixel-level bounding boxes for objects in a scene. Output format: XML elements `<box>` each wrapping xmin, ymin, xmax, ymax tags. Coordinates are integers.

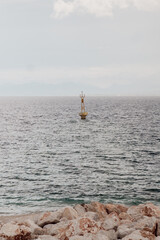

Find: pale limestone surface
<box><xmin>16</xmin><ymin>219</ymin><xmax>45</xmax><ymax>235</ymax></box>
<box><xmin>36</xmin><ymin>211</ymin><xmax>62</xmax><ymax>227</ymax></box>
<box><xmin>117</xmin><ymin>224</ymin><xmax>135</xmax><ymax>239</ymax></box>
<box><xmin>43</xmin><ymin>221</ymin><xmax>69</xmax><ymax>235</ymax></box>
<box><xmin>73</xmin><ymin>205</ymin><xmax>86</xmax><ymax>217</ymax></box>
<box><xmin>0</xmin><ymin>222</ymin><xmax>31</xmax><ymax>240</ymax></box>
<box><xmin>122</xmin><ymin>230</ymin><xmax>155</xmax><ymax>240</ymax></box>
<box><xmin>36</xmin><ymin>236</ymin><xmax>58</xmax><ymax>240</ymax></box>
<box><xmin>0</xmin><ymin>202</ymin><xmax>159</xmax><ymax>240</ymax></box>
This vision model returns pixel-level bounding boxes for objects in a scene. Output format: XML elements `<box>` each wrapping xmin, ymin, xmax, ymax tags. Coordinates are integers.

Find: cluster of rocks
<box><xmin>0</xmin><ymin>202</ymin><xmax>160</xmax><ymax>240</ymax></box>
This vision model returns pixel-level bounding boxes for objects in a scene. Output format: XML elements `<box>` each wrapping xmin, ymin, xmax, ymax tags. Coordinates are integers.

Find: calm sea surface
<box><xmin>0</xmin><ymin>97</ymin><xmax>160</xmax><ymax>215</ymax></box>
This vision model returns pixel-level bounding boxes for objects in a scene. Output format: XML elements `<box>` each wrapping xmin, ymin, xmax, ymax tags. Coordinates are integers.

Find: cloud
<box><xmin>52</xmin><ymin>0</ymin><xmax>160</xmax><ymax>18</ymax></box>
<box><xmin>132</xmin><ymin>0</ymin><xmax>160</xmax><ymax>11</ymax></box>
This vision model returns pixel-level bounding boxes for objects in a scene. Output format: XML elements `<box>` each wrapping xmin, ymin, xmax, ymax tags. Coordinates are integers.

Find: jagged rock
<box><xmin>43</xmin><ymin>221</ymin><xmax>69</xmax><ymax>236</ymax></box>
<box><xmin>119</xmin><ymin>212</ymin><xmax>133</xmax><ymax>221</ymax></box>
<box><xmin>0</xmin><ymin>222</ymin><xmax>31</xmax><ymax>240</ymax></box>
<box><xmin>0</xmin><ymin>202</ymin><xmax>159</xmax><ymax>240</ymax></box>
<box><xmin>141</xmin><ymin>204</ymin><xmax>160</xmax><ymax>218</ymax></box>
<box><xmin>92</xmin><ymin>232</ymin><xmax>110</xmax><ymax>240</ymax></box>
<box><xmin>69</xmin><ymin>234</ymin><xmax>93</xmax><ymax>240</ymax></box>
<box><xmin>82</xmin><ymin>204</ymin><xmax>96</xmax><ymax>212</ymax></box>
<box><xmin>37</xmin><ymin>211</ymin><xmax>62</xmax><ymax>227</ymax></box>
<box><xmin>76</xmin><ymin>217</ymin><xmax>101</xmax><ymax>235</ymax></box>
<box><xmin>61</xmin><ymin>207</ymin><xmax>78</xmax><ymax>220</ymax></box>
<box><xmin>102</xmin><ymin>212</ymin><xmax>120</xmax><ymax>231</ymax></box>
<box><xmin>74</xmin><ymin>205</ymin><xmax>86</xmax><ymax>217</ymax></box>
<box><xmin>35</xmin><ymin>235</ymin><xmax>58</xmax><ymax>240</ymax></box>
<box><xmin>117</xmin><ymin>224</ymin><xmax>135</xmax><ymax>239</ymax></box>
<box><xmin>0</xmin><ymin>213</ymin><xmax>40</xmax><ymax>226</ymax></box>
<box><xmin>83</xmin><ymin>202</ymin><xmax>107</xmax><ymax>218</ymax></box>
<box><xmin>105</xmin><ymin>204</ymin><xmax>118</xmax><ymax>214</ymax></box>
<box><xmin>122</xmin><ymin>230</ymin><xmax>155</xmax><ymax>240</ymax></box>
<box><xmin>57</xmin><ymin>217</ymin><xmax>100</xmax><ymax>239</ymax></box>
<box><xmin>139</xmin><ymin>230</ymin><xmax>156</xmax><ymax>240</ymax></box>
<box><xmin>90</xmin><ymin>202</ymin><xmax>108</xmax><ymax>218</ymax></box>
<box><xmin>120</xmin><ymin>219</ymin><xmax>134</xmax><ymax>228</ymax></box>
<box><xmin>105</xmin><ymin>204</ymin><xmax>128</xmax><ymax>215</ymax></box>
<box><xmin>17</xmin><ymin>219</ymin><xmax>44</xmax><ymax>235</ymax></box>
<box><xmin>97</xmin><ymin>229</ymin><xmax>117</xmax><ymax>240</ymax></box>
<box><xmin>70</xmin><ymin>235</ymin><xmax>92</xmax><ymax>240</ymax></box>
<box><xmin>127</xmin><ymin>205</ymin><xmax>145</xmax><ymax>221</ymax></box>
<box><xmin>83</xmin><ymin>211</ymin><xmax>100</xmax><ymax>222</ymax></box>
<box><xmin>69</xmin><ymin>236</ymin><xmax>86</xmax><ymax>240</ymax></box>
<box><xmin>127</xmin><ymin>203</ymin><xmax>160</xmax><ymax>221</ymax></box>
<box><xmin>135</xmin><ymin>216</ymin><xmax>157</xmax><ymax>234</ymax></box>
<box><xmin>16</xmin><ymin>214</ymin><xmax>41</xmax><ymax>226</ymax></box>
<box><xmin>70</xmin><ymin>233</ymin><xmax>109</xmax><ymax>240</ymax></box>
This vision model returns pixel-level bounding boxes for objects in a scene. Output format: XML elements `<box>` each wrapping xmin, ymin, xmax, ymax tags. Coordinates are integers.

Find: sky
<box><xmin>0</xmin><ymin>0</ymin><xmax>160</xmax><ymax>96</ymax></box>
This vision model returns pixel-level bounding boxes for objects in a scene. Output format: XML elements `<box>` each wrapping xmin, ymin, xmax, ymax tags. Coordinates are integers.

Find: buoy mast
<box><xmin>79</xmin><ymin>91</ymin><xmax>88</xmax><ymax>119</ymax></box>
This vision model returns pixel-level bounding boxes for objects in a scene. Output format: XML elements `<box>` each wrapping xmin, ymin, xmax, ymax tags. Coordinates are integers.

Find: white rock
<box><xmin>122</xmin><ymin>230</ymin><xmax>155</xmax><ymax>240</ymax></box>
<box><xmin>105</xmin><ymin>204</ymin><xmax>128</xmax><ymax>215</ymax></box>
<box><xmin>17</xmin><ymin>219</ymin><xmax>44</xmax><ymax>235</ymax></box>
<box><xmin>135</xmin><ymin>216</ymin><xmax>157</xmax><ymax>233</ymax></box>
<box><xmin>74</xmin><ymin>205</ymin><xmax>86</xmax><ymax>217</ymax></box>
<box><xmin>0</xmin><ymin>223</ymin><xmax>20</xmax><ymax>236</ymax></box>
<box><xmin>36</xmin><ymin>235</ymin><xmax>58</xmax><ymax>240</ymax></box>
<box><xmin>61</xmin><ymin>206</ymin><xmax>78</xmax><ymax>220</ymax></box>
<box><xmin>127</xmin><ymin>203</ymin><xmax>160</xmax><ymax>221</ymax></box>
<box><xmin>90</xmin><ymin>202</ymin><xmax>108</xmax><ymax>218</ymax></box>
<box><xmin>106</xmin><ymin>229</ymin><xmax>117</xmax><ymax>240</ymax></box>
<box><xmin>37</xmin><ymin>211</ymin><xmax>62</xmax><ymax>227</ymax></box>
<box><xmin>70</xmin><ymin>236</ymin><xmax>92</xmax><ymax>240</ymax></box>
<box><xmin>117</xmin><ymin>224</ymin><xmax>135</xmax><ymax>239</ymax></box>
<box><xmin>119</xmin><ymin>212</ymin><xmax>133</xmax><ymax>221</ymax></box>
<box><xmin>141</xmin><ymin>203</ymin><xmax>160</xmax><ymax>218</ymax></box>
<box><xmin>43</xmin><ymin>221</ymin><xmax>69</xmax><ymax>235</ymax></box>
<box><xmin>84</xmin><ymin>212</ymin><xmax>100</xmax><ymax>222</ymax></box>
<box><xmin>92</xmin><ymin>232</ymin><xmax>110</xmax><ymax>240</ymax></box>
<box><xmin>56</xmin><ymin>217</ymin><xmax>100</xmax><ymax>239</ymax></box>
<box><xmin>127</xmin><ymin>205</ymin><xmax>144</xmax><ymax>221</ymax></box>
<box><xmin>0</xmin><ymin>222</ymin><xmax>31</xmax><ymax>239</ymax></box>
<box><xmin>97</xmin><ymin>229</ymin><xmax>117</xmax><ymax>240</ymax></box>
<box><xmin>102</xmin><ymin>212</ymin><xmax>120</xmax><ymax>231</ymax></box>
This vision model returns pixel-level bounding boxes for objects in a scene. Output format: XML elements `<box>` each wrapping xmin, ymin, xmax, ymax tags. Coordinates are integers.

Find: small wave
<box><xmin>144</xmin><ymin>188</ymin><xmax>160</xmax><ymax>193</ymax></box>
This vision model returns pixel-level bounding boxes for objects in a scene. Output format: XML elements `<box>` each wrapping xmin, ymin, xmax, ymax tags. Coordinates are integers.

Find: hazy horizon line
<box><xmin>0</xmin><ymin>95</ymin><xmax>159</xmax><ymax>97</ymax></box>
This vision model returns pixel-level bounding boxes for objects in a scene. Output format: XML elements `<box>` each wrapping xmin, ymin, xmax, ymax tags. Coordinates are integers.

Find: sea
<box><xmin>0</xmin><ymin>96</ymin><xmax>160</xmax><ymax>215</ymax></box>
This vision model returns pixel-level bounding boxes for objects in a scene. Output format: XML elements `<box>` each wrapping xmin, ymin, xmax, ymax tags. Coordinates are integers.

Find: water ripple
<box><xmin>0</xmin><ymin>97</ymin><xmax>160</xmax><ymax>215</ymax></box>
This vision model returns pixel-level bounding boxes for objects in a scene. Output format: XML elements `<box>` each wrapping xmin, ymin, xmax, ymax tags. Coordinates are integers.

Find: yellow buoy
<box><xmin>79</xmin><ymin>91</ymin><xmax>88</xmax><ymax>119</ymax></box>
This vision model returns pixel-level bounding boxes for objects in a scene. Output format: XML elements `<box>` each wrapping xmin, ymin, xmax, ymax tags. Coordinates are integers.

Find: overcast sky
<box><xmin>0</xmin><ymin>0</ymin><xmax>160</xmax><ymax>96</ymax></box>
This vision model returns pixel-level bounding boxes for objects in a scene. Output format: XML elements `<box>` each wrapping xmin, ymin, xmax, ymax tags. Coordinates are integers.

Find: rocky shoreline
<box><xmin>0</xmin><ymin>202</ymin><xmax>160</xmax><ymax>240</ymax></box>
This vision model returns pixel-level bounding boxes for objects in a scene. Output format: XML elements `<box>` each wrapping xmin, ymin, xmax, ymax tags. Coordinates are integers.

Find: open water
<box><xmin>0</xmin><ymin>97</ymin><xmax>160</xmax><ymax>215</ymax></box>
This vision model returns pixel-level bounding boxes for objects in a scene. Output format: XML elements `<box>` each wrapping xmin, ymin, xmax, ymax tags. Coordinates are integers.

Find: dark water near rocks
<box><xmin>0</xmin><ymin>97</ymin><xmax>160</xmax><ymax>215</ymax></box>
